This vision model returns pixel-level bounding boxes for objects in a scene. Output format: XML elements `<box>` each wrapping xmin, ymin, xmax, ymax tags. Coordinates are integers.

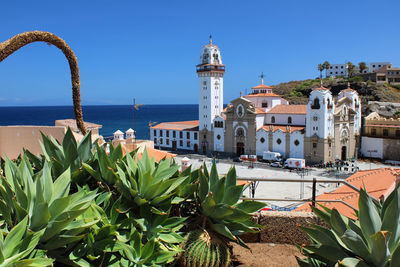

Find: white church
<box><xmin>150</xmin><ymin>38</ymin><xmax>362</xmax><ymax>164</ymax></box>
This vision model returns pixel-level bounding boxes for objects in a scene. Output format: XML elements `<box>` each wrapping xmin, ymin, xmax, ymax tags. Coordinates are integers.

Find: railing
<box><xmin>236</xmin><ymin>177</ymin><xmax>380</xmax><ymax>210</ymax></box>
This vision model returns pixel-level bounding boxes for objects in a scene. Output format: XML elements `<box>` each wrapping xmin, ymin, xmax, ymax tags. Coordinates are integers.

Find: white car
<box><xmin>270</xmin><ymin>162</ymin><xmax>282</xmax><ymax>168</ymax></box>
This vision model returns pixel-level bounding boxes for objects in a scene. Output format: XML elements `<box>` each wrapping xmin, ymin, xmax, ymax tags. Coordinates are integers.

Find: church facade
<box><xmin>150</xmin><ymin>39</ymin><xmax>362</xmax><ymax>164</ymax></box>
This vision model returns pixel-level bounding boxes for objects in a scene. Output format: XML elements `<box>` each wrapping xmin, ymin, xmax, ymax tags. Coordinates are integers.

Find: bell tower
<box><xmin>197</xmin><ymin>36</ymin><xmax>225</xmax><ymax>131</ymax></box>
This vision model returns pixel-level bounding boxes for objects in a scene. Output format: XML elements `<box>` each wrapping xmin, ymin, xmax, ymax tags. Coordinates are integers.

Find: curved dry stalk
<box><xmin>0</xmin><ymin>31</ymin><xmax>87</xmax><ymax>134</ymax></box>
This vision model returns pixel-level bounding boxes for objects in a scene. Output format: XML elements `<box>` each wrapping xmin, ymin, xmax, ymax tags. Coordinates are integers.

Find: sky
<box><xmin>0</xmin><ymin>0</ymin><xmax>399</xmax><ymax>106</ymax></box>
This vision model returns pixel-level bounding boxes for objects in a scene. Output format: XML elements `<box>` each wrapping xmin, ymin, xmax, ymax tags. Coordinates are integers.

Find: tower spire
<box><xmin>209</xmin><ymin>35</ymin><xmax>212</xmax><ymax>45</ymax></box>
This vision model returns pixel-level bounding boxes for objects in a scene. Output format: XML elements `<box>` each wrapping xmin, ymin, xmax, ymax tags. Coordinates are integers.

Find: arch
<box><xmin>288</xmin><ymin>116</ymin><xmax>292</xmax><ymax>124</ymax></box>
<box><xmin>0</xmin><ymin>31</ymin><xmax>86</xmax><ymax>134</ymax></box>
<box><xmin>236</xmin><ymin>127</ymin><xmax>245</xmax><ymax>137</ymax></box>
<box><xmin>271</xmin><ymin>116</ymin><xmax>275</xmax><ymax>123</ymax></box>
<box><xmin>311</xmin><ymin>98</ymin><xmax>320</xmax><ymax>109</ymax></box>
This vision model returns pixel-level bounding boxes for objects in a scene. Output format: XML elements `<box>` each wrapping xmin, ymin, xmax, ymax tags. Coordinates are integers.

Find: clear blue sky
<box><xmin>1</xmin><ymin>0</ymin><xmax>399</xmax><ymax>106</ymax></box>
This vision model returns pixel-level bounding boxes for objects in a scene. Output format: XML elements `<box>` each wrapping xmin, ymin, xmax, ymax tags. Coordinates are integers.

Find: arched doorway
<box><xmin>236</xmin><ymin>142</ymin><xmax>245</xmax><ymax>156</ymax></box>
<box><xmin>193</xmin><ymin>144</ymin><xmax>198</xmax><ymax>153</ymax></box>
<box><xmin>341</xmin><ymin>146</ymin><xmax>347</xmax><ymax>161</ymax></box>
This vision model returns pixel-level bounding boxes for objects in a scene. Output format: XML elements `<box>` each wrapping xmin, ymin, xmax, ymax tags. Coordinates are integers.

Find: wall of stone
<box><xmin>241</xmin><ymin>211</ymin><xmax>327</xmax><ymax>245</ymax></box>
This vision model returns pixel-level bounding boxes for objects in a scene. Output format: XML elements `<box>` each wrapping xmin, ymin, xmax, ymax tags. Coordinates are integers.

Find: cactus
<box><xmin>180</xmin><ymin>229</ymin><xmax>231</xmax><ymax>267</ymax></box>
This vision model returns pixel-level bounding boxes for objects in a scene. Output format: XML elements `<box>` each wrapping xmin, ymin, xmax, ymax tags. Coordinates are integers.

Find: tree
<box><xmin>358</xmin><ymin>62</ymin><xmax>367</xmax><ymax>74</ymax></box>
<box><xmin>0</xmin><ymin>31</ymin><xmax>87</xmax><ymax>134</ymax></box>
<box><xmin>323</xmin><ymin>61</ymin><xmax>331</xmax><ymax>77</ymax></box>
<box><xmin>318</xmin><ymin>64</ymin><xmax>324</xmax><ymax>80</ymax></box>
<box><xmin>346</xmin><ymin>61</ymin><xmax>355</xmax><ymax>78</ymax></box>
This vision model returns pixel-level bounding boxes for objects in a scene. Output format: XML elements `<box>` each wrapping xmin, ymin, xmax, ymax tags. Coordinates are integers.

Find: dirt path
<box><xmin>232</xmin><ymin>243</ymin><xmax>302</xmax><ymax>267</ymax></box>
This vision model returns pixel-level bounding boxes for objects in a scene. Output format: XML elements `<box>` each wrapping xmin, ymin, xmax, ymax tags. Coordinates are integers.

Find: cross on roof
<box><xmin>259</xmin><ymin>72</ymin><xmax>265</xmax><ymax>85</ymax></box>
<box><xmin>209</xmin><ymin>35</ymin><xmax>212</xmax><ymax>45</ymax></box>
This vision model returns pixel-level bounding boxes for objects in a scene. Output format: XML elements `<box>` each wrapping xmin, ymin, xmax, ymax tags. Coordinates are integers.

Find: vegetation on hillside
<box><xmin>273</xmin><ymin>77</ymin><xmax>400</xmax><ymax>115</ymax></box>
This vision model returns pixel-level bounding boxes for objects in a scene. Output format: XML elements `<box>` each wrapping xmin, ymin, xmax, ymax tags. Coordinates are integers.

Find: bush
<box><xmin>0</xmin><ymin>128</ymin><xmax>264</xmax><ymax>266</ymax></box>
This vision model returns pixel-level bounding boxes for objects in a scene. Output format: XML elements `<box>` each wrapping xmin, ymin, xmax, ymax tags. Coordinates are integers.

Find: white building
<box><xmin>150</xmin><ymin>38</ymin><xmax>362</xmax><ymax>164</ymax></box>
<box><xmin>326</xmin><ymin>62</ymin><xmax>393</xmax><ymax>77</ymax></box>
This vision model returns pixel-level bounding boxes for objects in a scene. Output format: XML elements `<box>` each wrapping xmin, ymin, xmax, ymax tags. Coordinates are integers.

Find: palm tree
<box><xmin>323</xmin><ymin>61</ymin><xmax>330</xmax><ymax>77</ymax></box>
<box><xmin>346</xmin><ymin>61</ymin><xmax>355</xmax><ymax>78</ymax></box>
<box><xmin>0</xmin><ymin>31</ymin><xmax>87</xmax><ymax>134</ymax></box>
<box><xmin>318</xmin><ymin>64</ymin><xmax>324</xmax><ymax>80</ymax></box>
<box><xmin>358</xmin><ymin>62</ymin><xmax>367</xmax><ymax>74</ymax></box>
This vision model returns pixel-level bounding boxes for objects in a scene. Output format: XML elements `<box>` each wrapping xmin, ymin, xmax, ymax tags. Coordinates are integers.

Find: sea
<box><xmin>0</xmin><ymin>105</ymin><xmax>199</xmax><ymax>140</ymax></box>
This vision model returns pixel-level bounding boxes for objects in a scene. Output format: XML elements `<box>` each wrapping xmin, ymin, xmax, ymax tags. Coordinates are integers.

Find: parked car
<box><xmin>270</xmin><ymin>162</ymin><xmax>282</xmax><ymax>168</ymax></box>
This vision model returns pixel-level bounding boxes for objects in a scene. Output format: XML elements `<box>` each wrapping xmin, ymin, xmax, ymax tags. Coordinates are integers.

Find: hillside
<box><xmin>272</xmin><ymin>77</ymin><xmax>400</xmax><ymax>116</ymax></box>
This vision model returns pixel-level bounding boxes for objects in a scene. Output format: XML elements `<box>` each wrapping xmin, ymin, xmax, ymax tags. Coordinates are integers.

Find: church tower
<box><xmin>196</xmin><ymin>36</ymin><xmax>225</xmax><ymax>153</ymax></box>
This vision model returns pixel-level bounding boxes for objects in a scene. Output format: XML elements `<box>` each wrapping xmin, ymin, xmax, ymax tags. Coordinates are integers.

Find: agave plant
<box><xmin>0</xmin><ymin>216</ymin><xmax>54</xmax><ymax>267</ymax></box>
<box><xmin>178</xmin><ymin>161</ymin><xmax>265</xmax><ymax>267</ymax></box>
<box><xmin>298</xmin><ymin>185</ymin><xmax>400</xmax><ymax>267</ymax></box>
<box><xmin>0</xmin><ymin>157</ymin><xmax>98</xmax><ymax>255</ymax></box>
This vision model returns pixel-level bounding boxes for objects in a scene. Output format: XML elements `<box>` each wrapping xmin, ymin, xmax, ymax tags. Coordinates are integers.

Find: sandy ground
<box><xmin>174</xmin><ymin>154</ymin><xmax>395</xmax><ymax>210</ymax></box>
<box><xmin>232</xmin><ymin>243</ymin><xmax>302</xmax><ymax>267</ymax></box>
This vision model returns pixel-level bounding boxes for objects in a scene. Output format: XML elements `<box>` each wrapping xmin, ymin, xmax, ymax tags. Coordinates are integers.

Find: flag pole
<box><xmin>133</xmin><ymin>98</ymin><xmax>136</xmax><ymax>135</ymax></box>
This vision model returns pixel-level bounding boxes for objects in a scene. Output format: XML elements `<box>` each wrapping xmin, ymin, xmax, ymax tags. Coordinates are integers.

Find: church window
<box><xmin>204</xmin><ymin>134</ymin><xmax>207</xmax><ymax>139</ymax></box>
<box><xmin>294</xmin><ymin>140</ymin><xmax>299</xmax><ymax>146</ymax></box>
<box><xmin>383</xmin><ymin>129</ymin><xmax>389</xmax><ymax>137</ymax></box>
<box><xmin>153</xmin><ymin>129</ymin><xmax>157</xmax><ymax>136</ymax></box>
<box><xmin>187</xmin><ymin>132</ymin><xmax>190</xmax><ymax>139</ymax></box>
<box><xmin>166</xmin><ymin>131</ymin><xmax>169</xmax><ymax>137</ymax></box>
<box><xmin>154</xmin><ymin>138</ymin><xmax>157</xmax><ymax>144</ymax></box>
<box><xmin>160</xmin><ymin>138</ymin><xmax>163</xmax><ymax>144</ymax></box>
<box><xmin>166</xmin><ymin>139</ymin><xmax>169</xmax><ymax>145</ymax></box>
<box><xmin>180</xmin><ymin>140</ymin><xmax>183</xmax><ymax>147</ymax></box>
<box><xmin>237</xmin><ymin>106</ymin><xmax>243</xmax><ymax>117</ymax></box>
<box><xmin>288</xmin><ymin>116</ymin><xmax>292</xmax><ymax>124</ymax></box>
<box><xmin>173</xmin><ymin>131</ymin><xmax>176</xmax><ymax>138</ymax></box>
<box><xmin>179</xmin><ymin>132</ymin><xmax>183</xmax><ymax>138</ymax></box>
<box><xmin>160</xmin><ymin>130</ymin><xmax>163</xmax><ymax>137</ymax></box>
<box><xmin>311</xmin><ymin>98</ymin><xmax>320</xmax><ymax>109</ymax></box>
<box><xmin>203</xmin><ymin>81</ymin><xmax>207</xmax><ymax>85</ymax></box>
<box><xmin>271</xmin><ymin>116</ymin><xmax>275</xmax><ymax>123</ymax></box>
<box><xmin>276</xmin><ymin>138</ymin><xmax>282</xmax><ymax>145</ymax></box>
<box><xmin>187</xmin><ymin>141</ymin><xmax>190</xmax><ymax>147</ymax></box>
<box><xmin>371</xmin><ymin>129</ymin><xmax>376</xmax><ymax>136</ymax></box>
<box><xmin>236</xmin><ymin>128</ymin><xmax>244</xmax><ymax>137</ymax></box>
<box><xmin>217</xmin><ymin>134</ymin><xmax>221</xmax><ymax>140</ymax></box>
<box><xmin>262</xmin><ymin>102</ymin><xmax>268</xmax><ymax>108</ymax></box>
<box><xmin>194</xmin><ymin>133</ymin><xmax>198</xmax><ymax>140</ymax></box>
<box><xmin>313</xmin><ymin>143</ymin><xmax>317</xmax><ymax>148</ymax></box>
<box><xmin>313</xmin><ymin>116</ymin><xmax>318</xmax><ymax>121</ymax></box>
<box><xmin>260</xmin><ymin>137</ymin><xmax>265</xmax><ymax>143</ymax></box>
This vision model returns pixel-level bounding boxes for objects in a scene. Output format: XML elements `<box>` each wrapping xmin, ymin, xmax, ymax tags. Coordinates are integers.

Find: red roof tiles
<box><xmin>244</xmin><ymin>93</ymin><xmax>281</xmax><ymax>98</ymax></box>
<box><xmin>267</xmin><ymin>105</ymin><xmax>307</xmax><ymax>115</ymax></box>
<box><xmin>295</xmin><ymin>168</ymin><xmax>400</xmax><ymax>218</ymax></box>
<box><xmin>252</xmin><ymin>84</ymin><xmax>273</xmax><ymax>89</ymax></box>
<box><xmin>150</xmin><ymin>120</ymin><xmax>199</xmax><ymax>131</ymax></box>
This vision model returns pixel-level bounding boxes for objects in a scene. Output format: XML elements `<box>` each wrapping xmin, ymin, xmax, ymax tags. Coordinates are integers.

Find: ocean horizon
<box><xmin>0</xmin><ymin>104</ymin><xmax>201</xmax><ymax>139</ymax></box>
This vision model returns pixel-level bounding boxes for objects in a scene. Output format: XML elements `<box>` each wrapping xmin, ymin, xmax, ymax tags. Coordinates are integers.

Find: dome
<box><xmin>200</xmin><ymin>36</ymin><xmax>222</xmax><ymax>65</ymax></box>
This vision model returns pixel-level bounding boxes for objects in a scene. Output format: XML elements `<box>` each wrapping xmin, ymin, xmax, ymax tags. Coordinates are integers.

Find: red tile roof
<box><xmin>267</xmin><ymin>105</ymin><xmax>307</xmax><ymax>114</ymax></box>
<box><xmin>255</xmin><ymin>107</ymin><xmax>267</xmax><ymax>114</ymax></box>
<box><xmin>295</xmin><ymin>168</ymin><xmax>400</xmax><ymax>218</ymax></box>
<box><xmin>150</xmin><ymin>120</ymin><xmax>199</xmax><ymax>131</ymax></box>
<box><xmin>244</xmin><ymin>93</ymin><xmax>281</xmax><ymax>98</ymax></box>
<box><xmin>258</xmin><ymin>124</ymin><xmax>305</xmax><ymax>133</ymax></box>
<box><xmin>137</xmin><ymin>147</ymin><xmax>176</xmax><ymax>162</ymax></box>
<box><xmin>342</xmin><ymin>88</ymin><xmax>357</xmax><ymax>92</ymax></box>
<box><xmin>252</xmin><ymin>84</ymin><xmax>273</xmax><ymax>89</ymax></box>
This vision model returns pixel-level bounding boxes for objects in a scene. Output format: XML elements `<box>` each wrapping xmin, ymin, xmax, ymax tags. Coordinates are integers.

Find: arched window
<box><xmin>288</xmin><ymin>116</ymin><xmax>292</xmax><ymax>124</ymax></box>
<box><xmin>271</xmin><ymin>116</ymin><xmax>275</xmax><ymax>123</ymax></box>
<box><xmin>236</xmin><ymin>128</ymin><xmax>244</xmax><ymax>137</ymax></box>
<box><xmin>260</xmin><ymin>137</ymin><xmax>265</xmax><ymax>143</ymax></box>
<box><xmin>312</xmin><ymin>98</ymin><xmax>320</xmax><ymax>109</ymax></box>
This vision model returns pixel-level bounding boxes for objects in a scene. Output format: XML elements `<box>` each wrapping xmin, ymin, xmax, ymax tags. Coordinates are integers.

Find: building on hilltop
<box><xmin>360</xmin><ymin>111</ymin><xmax>400</xmax><ymax>161</ymax></box>
<box><xmin>149</xmin><ymin>39</ymin><xmax>362</xmax><ymax>164</ymax></box>
<box><xmin>326</xmin><ymin>62</ymin><xmax>393</xmax><ymax>77</ymax></box>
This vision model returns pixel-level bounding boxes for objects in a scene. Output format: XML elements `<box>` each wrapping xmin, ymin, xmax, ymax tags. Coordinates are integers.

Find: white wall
<box><xmin>244</xmin><ymin>96</ymin><xmax>288</xmax><ymax>112</ymax></box>
<box><xmin>306</xmin><ymin>90</ymin><xmax>334</xmax><ymax>138</ymax></box>
<box><xmin>289</xmin><ymin>131</ymin><xmax>304</xmax><ymax>158</ymax></box>
<box><xmin>265</xmin><ymin>114</ymin><xmax>306</xmax><ymax>126</ymax></box>
<box><xmin>360</xmin><ymin>136</ymin><xmax>383</xmax><ymax>159</ymax></box>
<box><xmin>256</xmin><ymin>129</ymin><xmax>269</xmax><ymax>156</ymax></box>
<box><xmin>213</xmin><ymin>117</ymin><xmax>225</xmax><ymax>152</ymax></box>
<box><xmin>327</xmin><ymin>64</ymin><xmax>347</xmax><ymax>77</ymax></box>
<box><xmin>199</xmin><ymin>74</ymin><xmax>223</xmax><ymax>131</ymax></box>
<box><xmin>256</xmin><ymin>115</ymin><xmax>264</xmax><ymax>129</ymax></box>
<box><xmin>272</xmin><ymin>131</ymin><xmax>286</xmax><ymax>158</ymax></box>
<box><xmin>150</xmin><ymin>129</ymin><xmax>199</xmax><ymax>151</ymax></box>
